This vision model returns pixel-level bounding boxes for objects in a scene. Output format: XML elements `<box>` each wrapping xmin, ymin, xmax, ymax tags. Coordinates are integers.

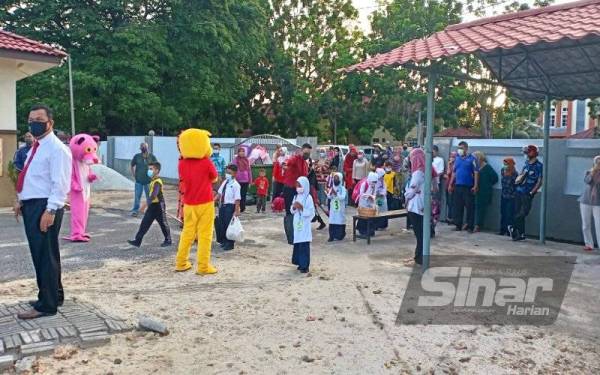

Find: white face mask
<box><xmin>296</xmin><ymin>187</ymin><xmax>304</xmax><ymax>194</ymax></box>
<box><xmin>225</xmin><ymin>173</ymin><xmax>233</xmax><ymax>181</ymax></box>
<box><xmin>457</xmin><ymin>149</ymin><xmax>465</xmax><ymax>156</ymax></box>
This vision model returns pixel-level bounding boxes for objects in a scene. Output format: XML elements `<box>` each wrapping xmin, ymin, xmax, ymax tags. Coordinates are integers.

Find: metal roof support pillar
<box><xmin>422</xmin><ymin>72</ymin><xmax>437</xmax><ymax>271</ymax></box>
<box><xmin>539</xmin><ymin>95</ymin><xmax>551</xmax><ymax>244</ymax></box>
<box><xmin>68</xmin><ymin>55</ymin><xmax>76</xmax><ymax>136</ymax></box>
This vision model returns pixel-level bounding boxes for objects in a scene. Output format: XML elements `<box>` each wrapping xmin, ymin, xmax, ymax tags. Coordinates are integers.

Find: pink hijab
<box><xmin>410</xmin><ymin>148</ymin><xmax>426</xmax><ymax>173</ymax></box>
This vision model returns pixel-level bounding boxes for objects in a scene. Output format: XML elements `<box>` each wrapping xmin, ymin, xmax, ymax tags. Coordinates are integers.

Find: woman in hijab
<box><xmin>233</xmin><ymin>147</ymin><xmax>252</xmax><ymax>212</ymax></box>
<box><xmin>327</xmin><ymin>172</ymin><xmax>347</xmax><ymax>241</ymax></box>
<box><xmin>404</xmin><ymin>148</ymin><xmax>426</xmax><ymax>265</ymax></box>
<box><xmin>579</xmin><ymin>155</ymin><xmax>600</xmax><ymax>251</ymax></box>
<box><xmin>331</xmin><ymin>147</ymin><xmax>342</xmax><ymax>172</ymax></box>
<box><xmin>499</xmin><ymin>157</ymin><xmax>517</xmax><ymax>236</ymax></box>
<box><xmin>352</xmin><ymin>150</ymin><xmax>369</xmax><ymax>184</ymax></box>
<box><xmin>291</xmin><ymin>176</ymin><xmax>315</xmax><ymax>273</ymax></box>
<box><xmin>344</xmin><ymin>145</ymin><xmax>358</xmax><ymax>193</ymax></box>
<box><xmin>474</xmin><ymin>151</ymin><xmax>498</xmax><ymax>232</ymax></box>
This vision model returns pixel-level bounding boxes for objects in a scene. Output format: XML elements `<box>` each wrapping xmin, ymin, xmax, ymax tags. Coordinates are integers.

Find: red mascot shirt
<box><xmin>179</xmin><ymin>158</ymin><xmax>218</xmax><ymax>205</ymax></box>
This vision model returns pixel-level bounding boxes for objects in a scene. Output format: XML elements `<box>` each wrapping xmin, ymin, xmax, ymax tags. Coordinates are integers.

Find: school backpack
<box><xmin>352</xmin><ymin>177</ymin><xmax>368</xmax><ymax>204</ymax></box>
<box><xmin>271</xmin><ymin>196</ymin><xmax>285</xmax><ymax>213</ymax></box>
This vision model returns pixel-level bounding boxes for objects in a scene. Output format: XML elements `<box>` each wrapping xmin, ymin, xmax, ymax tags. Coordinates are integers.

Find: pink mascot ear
<box><xmin>92</xmin><ymin>135</ymin><xmax>100</xmax><ymax>143</ymax></box>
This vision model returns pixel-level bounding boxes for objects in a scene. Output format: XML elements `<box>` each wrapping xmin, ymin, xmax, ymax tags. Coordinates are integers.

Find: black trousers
<box><xmin>272</xmin><ymin>181</ymin><xmax>284</xmax><ymax>198</ymax></box>
<box><xmin>454</xmin><ymin>185</ymin><xmax>475</xmax><ymax>230</ymax></box>
<box><xmin>217</xmin><ymin>203</ymin><xmax>236</xmax><ymax>249</ymax></box>
<box><xmin>500</xmin><ymin>197</ymin><xmax>516</xmax><ymax>234</ymax></box>
<box><xmin>291</xmin><ymin>242</ymin><xmax>310</xmax><ymax>271</ymax></box>
<box><xmin>514</xmin><ymin>192</ymin><xmax>533</xmax><ymax>237</ymax></box>
<box><xmin>21</xmin><ymin>199</ymin><xmax>64</xmax><ymax>314</ymax></box>
<box><xmin>239</xmin><ymin>183</ymin><xmax>249</xmax><ymax>212</ymax></box>
<box><xmin>135</xmin><ymin>202</ymin><xmax>171</xmax><ymax>244</ymax></box>
<box><xmin>328</xmin><ymin>224</ymin><xmax>346</xmax><ymax>241</ymax></box>
<box><xmin>283</xmin><ymin>186</ymin><xmax>296</xmax><ymax>216</ymax></box>
<box><xmin>409</xmin><ymin>212</ymin><xmax>424</xmax><ymax>265</ymax></box>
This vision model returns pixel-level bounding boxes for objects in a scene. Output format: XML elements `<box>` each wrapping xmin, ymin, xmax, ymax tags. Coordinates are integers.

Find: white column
<box><xmin>0</xmin><ymin>59</ymin><xmax>17</xmax><ymax>131</ymax></box>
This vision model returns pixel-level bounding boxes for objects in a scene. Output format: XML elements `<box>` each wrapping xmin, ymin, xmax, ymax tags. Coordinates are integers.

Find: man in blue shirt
<box><xmin>449</xmin><ymin>141</ymin><xmax>479</xmax><ymax>232</ymax></box>
<box><xmin>12</xmin><ymin>132</ymin><xmax>34</xmax><ymax>171</ymax></box>
<box><xmin>211</xmin><ymin>143</ymin><xmax>226</xmax><ymax>179</ymax></box>
<box><xmin>509</xmin><ymin>145</ymin><xmax>543</xmax><ymax>241</ymax></box>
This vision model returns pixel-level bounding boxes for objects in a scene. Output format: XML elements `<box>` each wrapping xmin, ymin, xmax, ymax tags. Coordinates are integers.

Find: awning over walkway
<box><xmin>342</xmin><ymin>0</ymin><xmax>600</xmax><ymax>101</ymax></box>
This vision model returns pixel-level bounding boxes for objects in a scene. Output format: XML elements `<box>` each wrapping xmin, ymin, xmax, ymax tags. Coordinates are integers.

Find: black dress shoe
<box><xmin>160</xmin><ymin>240</ymin><xmax>172</xmax><ymax>247</ymax></box>
<box><xmin>127</xmin><ymin>240</ymin><xmax>141</xmax><ymax>247</ymax></box>
<box><xmin>18</xmin><ymin>309</ymin><xmax>56</xmax><ymax>320</ymax></box>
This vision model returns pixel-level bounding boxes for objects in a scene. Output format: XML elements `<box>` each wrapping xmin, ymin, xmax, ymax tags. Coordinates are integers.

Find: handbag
<box><xmin>226</xmin><ymin>217</ymin><xmax>245</xmax><ymax>242</ymax></box>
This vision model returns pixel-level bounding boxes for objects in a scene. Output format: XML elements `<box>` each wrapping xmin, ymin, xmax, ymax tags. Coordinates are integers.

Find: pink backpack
<box><xmin>352</xmin><ymin>177</ymin><xmax>368</xmax><ymax>204</ymax></box>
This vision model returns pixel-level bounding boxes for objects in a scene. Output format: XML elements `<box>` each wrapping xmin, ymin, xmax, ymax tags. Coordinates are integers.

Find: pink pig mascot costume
<box><xmin>64</xmin><ymin>134</ymin><xmax>100</xmax><ymax>242</ymax></box>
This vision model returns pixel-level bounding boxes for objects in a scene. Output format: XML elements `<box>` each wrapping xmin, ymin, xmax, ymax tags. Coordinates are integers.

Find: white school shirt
<box><xmin>218</xmin><ymin>179</ymin><xmax>241</xmax><ymax>204</ymax></box>
<box><xmin>327</xmin><ymin>184</ymin><xmax>347</xmax><ymax>225</ymax></box>
<box><xmin>291</xmin><ymin>195</ymin><xmax>315</xmax><ymax>243</ymax></box>
<box><xmin>404</xmin><ymin>170</ymin><xmax>425</xmax><ymax>215</ymax></box>
<box><xmin>18</xmin><ymin>131</ymin><xmax>72</xmax><ymax>210</ymax></box>
<box><xmin>432</xmin><ymin>156</ymin><xmax>445</xmax><ymax>184</ymax></box>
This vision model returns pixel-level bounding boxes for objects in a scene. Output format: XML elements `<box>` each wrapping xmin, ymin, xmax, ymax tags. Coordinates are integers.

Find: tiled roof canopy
<box><xmin>0</xmin><ymin>29</ymin><xmax>67</xmax><ymax>59</ymax></box>
<box><xmin>434</xmin><ymin>127</ymin><xmax>482</xmax><ymax>138</ymax></box>
<box><xmin>342</xmin><ymin>0</ymin><xmax>600</xmax><ymax>101</ymax></box>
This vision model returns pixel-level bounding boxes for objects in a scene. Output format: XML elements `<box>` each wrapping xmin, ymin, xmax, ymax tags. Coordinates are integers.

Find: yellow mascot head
<box><xmin>178</xmin><ymin>128</ymin><xmax>212</xmax><ymax>159</ymax></box>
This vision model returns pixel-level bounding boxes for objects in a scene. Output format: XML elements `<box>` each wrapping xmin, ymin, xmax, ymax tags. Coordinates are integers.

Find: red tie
<box><xmin>16</xmin><ymin>141</ymin><xmax>40</xmax><ymax>193</ymax></box>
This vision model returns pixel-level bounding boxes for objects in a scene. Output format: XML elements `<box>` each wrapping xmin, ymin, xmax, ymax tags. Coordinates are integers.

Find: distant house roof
<box><xmin>568</xmin><ymin>126</ymin><xmax>599</xmax><ymax>138</ymax></box>
<box><xmin>434</xmin><ymin>127</ymin><xmax>483</xmax><ymax>138</ymax></box>
<box><xmin>0</xmin><ymin>29</ymin><xmax>67</xmax><ymax>59</ymax></box>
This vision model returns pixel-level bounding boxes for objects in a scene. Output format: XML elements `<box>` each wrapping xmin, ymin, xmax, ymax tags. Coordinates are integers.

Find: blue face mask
<box><xmin>147</xmin><ymin>169</ymin><xmax>154</xmax><ymax>178</ymax></box>
<box><xmin>225</xmin><ymin>173</ymin><xmax>233</xmax><ymax>181</ymax></box>
<box><xmin>214</xmin><ymin>151</ymin><xmax>220</xmax><ymax>156</ymax></box>
<box><xmin>28</xmin><ymin>121</ymin><xmax>48</xmax><ymax>138</ymax></box>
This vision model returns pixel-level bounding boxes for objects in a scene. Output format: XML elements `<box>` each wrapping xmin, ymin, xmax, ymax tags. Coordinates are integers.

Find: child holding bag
<box><xmin>216</xmin><ymin>164</ymin><xmax>241</xmax><ymax>251</ymax></box>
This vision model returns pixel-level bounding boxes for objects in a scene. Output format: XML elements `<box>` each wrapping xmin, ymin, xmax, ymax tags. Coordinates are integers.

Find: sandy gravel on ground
<box><xmin>1</xmin><ymin>190</ymin><xmax>599</xmax><ymax>374</ymax></box>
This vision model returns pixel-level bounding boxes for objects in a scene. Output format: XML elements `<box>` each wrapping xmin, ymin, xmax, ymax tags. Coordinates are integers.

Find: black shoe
<box><xmin>299</xmin><ymin>268</ymin><xmax>309</xmax><ymax>273</ymax></box>
<box><xmin>327</xmin><ymin>238</ymin><xmax>334</xmax><ymax>242</ymax></box>
<box><xmin>161</xmin><ymin>240</ymin><xmax>172</xmax><ymax>247</ymax></box>
<box><xmin>127</xmin><ymin>240</ymin><xmax>141</xmax><ymax>248</ymax></box>
<box><xmin>514</xmin><ymin>235</ymin><xmax>526</xmax><ymax>242</ymax></box>
<box><xmin>311</xmin><ymin>217</ymin><xmax>318</xmax><ymax>223</ymax></box>
<box><xmin>317</xmin><ymin>223</ymin><xmax>326</xmax><ymax>230</ymax></box>
<box><xmin>222</xmin><ymin>246</ymin><xmax>234</xmax><ymax>251</ymax></box>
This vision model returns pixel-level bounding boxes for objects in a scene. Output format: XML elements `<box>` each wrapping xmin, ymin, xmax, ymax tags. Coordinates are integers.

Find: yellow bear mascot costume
<box><xmin>175</xmin><ymin>129</ymin><xmax>219</xmax><ymax>274</ymax></box>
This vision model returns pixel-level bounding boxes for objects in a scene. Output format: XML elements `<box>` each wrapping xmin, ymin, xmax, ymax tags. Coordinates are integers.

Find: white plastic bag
<box><xmin>226</xmin><ymin>217</ymin><xmax>245</xmax><ymax>242</ymax></box>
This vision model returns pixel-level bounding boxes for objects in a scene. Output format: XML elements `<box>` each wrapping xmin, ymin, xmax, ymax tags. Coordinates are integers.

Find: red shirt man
<box><xmin>283</xmin><ymin>145</ymin><xmax>311</xmax><ymax>187</ymax></box>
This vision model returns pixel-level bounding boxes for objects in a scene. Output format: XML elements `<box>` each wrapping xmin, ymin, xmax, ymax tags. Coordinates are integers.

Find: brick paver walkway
<box><xmin>0</xmin><ymin>300</ymin><xmax>131</xmax><ymax>368</ymax></box>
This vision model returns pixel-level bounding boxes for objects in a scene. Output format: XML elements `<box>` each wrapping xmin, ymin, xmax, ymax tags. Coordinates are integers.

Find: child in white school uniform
<box><xmin>215</xmin><ymin>164</ymin><xmax>241</xmax><ymax>251</ymax></box>
<box><xmin>291</xmin><ymin>176</ymin><xmax>315</xmax><ymax>273</ymax></box>
<box><xmin>327</xmin><ymin>172</ymin><xmax>347</xmax><ymax>241</ymax></box>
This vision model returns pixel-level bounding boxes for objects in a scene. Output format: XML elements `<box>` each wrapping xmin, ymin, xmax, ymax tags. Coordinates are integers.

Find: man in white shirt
<box><xmin>432</xmin><ymin>145</ymin><xmax>445</xmax><ymax>199</ymax></box>
<box><xmin>13</xmin><ymin>104</ymin><xmax>72</xmax><ymax>319</ymax></box>
<box><xmin>215</xmin><ymin>164</ymin><xmax>241</xmax><ymax>251</ymax></box>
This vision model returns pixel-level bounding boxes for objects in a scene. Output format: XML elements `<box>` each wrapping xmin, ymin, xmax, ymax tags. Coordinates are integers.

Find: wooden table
<box><xmin>352</xmin><ymin>209</ymin><xmax>408</xmax><ymax>245</ymax></box>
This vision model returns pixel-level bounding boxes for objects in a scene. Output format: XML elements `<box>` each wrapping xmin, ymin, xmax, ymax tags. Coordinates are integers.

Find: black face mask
<box><xmin>28</xmin><ymin>121</ymin><xmax>48</xmax><ymax>138</ymax></box>
<box><xmin>303</xmin><ymin>152</ymin><xmax>310</xmax><ymax>160</ymax></box>
<box><xmin>334</xmin><ymin>180</ymin><xmax>341</xmax><ymax>186</ymax></box>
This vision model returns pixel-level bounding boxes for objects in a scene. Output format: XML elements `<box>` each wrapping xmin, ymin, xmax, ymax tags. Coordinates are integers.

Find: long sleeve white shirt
<box><xmin>18</xmin><ymin>131</ymin><xmax>72</xmax><ymax>210</ymax></box>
